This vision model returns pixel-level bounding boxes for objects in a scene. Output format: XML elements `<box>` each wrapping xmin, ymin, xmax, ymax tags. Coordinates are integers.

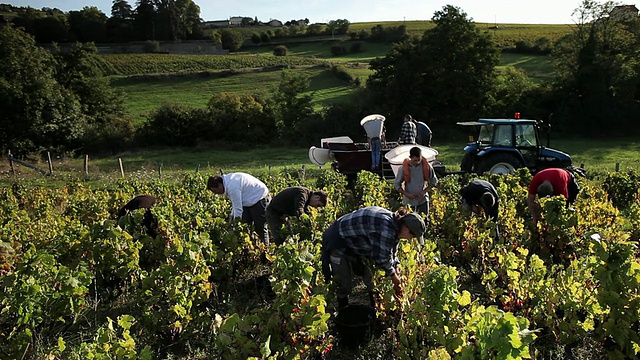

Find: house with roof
<box><xmin>611</xmin><ymin>4</ymin><xmax>639</xmax><ymax>19</ymax></box>
<box><xmin>229</xmin><ymin>16</ymin><xmax>243</xmax><ymax>26</ymax></box>
<box><xmin>267</xmin><ymin>19</ymin><xmax>283</xmax><ymax>27</ymax></box>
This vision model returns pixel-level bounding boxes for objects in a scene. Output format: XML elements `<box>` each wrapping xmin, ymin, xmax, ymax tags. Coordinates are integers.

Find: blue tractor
<box><xmin>458</xmin><ymin>117</ymin><xmax>572</xmax><ymax>174</ymax></box>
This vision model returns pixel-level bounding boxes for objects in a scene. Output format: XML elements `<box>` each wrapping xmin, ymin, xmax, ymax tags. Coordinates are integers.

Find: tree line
<box><xmin>1</xmin><ymin>1</ymin><xmax>639</xmax><ymax>157</ymax></box>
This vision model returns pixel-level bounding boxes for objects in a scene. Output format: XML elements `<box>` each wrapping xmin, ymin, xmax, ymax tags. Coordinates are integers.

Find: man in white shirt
<box><xmin>207</xmin><ymin>172</ymin><xmax>271</xmax><ymax>245</ymax></box>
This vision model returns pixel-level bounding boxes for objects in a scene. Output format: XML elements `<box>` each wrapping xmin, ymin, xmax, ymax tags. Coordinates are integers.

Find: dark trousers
<box><xmin>567</xmin><ymin>172</ymin><xmax>580</xmax><ymax>205</ymax></box>
<box><xmin>242</xmin><ymin>196</ymin><xmax>270</xmax><ymax>245</ymax></box>
<box><xmin>321</xmin><ymin>223</ymin><xmax>373</xmax><ymax>302</ymax></box>
<box><xmin>265</xmin><ymin>209</ymin><xmax>286</xmax><ymax>246</ymax></box>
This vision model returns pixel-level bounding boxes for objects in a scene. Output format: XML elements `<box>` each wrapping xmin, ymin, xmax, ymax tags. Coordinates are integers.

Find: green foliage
<box><xmin>1</xmin><ymin>168</ymin><xmax>640</xmax><ymax>358</ymax></box>
<box><xmin>602</xmin><ymin>170</ymin><xmax>640</xmax><ymax>210</ymax></box>
<box><xmin>349</xmin><ymin>41</ymin><xmax>363</xmax><ymax>53</ymax></box>
<box><xmin>367</xmin><ymin>5</ymin><xmax>500</xmax><ymax>128</ymax></box>
<box><xmin>100</xmin><ymin>53</ymin><xmax>325</xmax><ymax>76</ymax></box>
<box><xmin>273</xmin><ymin>45</ymin><xmax>288</xmax><ymax>56</ymax></box>
<box><xmin>206</xmin><ymin>92</ymin><xmax>277</xmax><ymax>144</ymax></box>
<box><xmin>0</xmin><ymin>25</ymin><xmax>84</xmax><ymax>154</ymax></box>
<box><xmin>489</xmin><ymin>66</ymin><xmax>538</xmax><ymax>117</ymax></box>
<box><xmin>220</xmin><ymin>29</ymin><xmax>244</xmax><ymax>52</ymax></box>
<box><xmin>330</xmin><ymin>42</ymin><xmax>347</xmax><ymax>56</ymax></box>
<box><xmin>272</xmin><ymin>70</ymin><xmax>315</xmax><ymax>144</ymax></box>
<box><xmin>550</xmin><ymin>0</ymin><xmax>640</xmax><ymax>136</ymax></box>
<box><xmin>75</xmin><ymin>316</ymin><xmax>152</xmax><ymax>359</ymax></box>
<box><xmin>142</xmin><ymin>40</ymin><xmax>161</xmax><ymax>53</ymax></box>
<box><xmin>330</xmin><ymin>64</ymin><xmax>354</xmax><ymax>83</ymax></box>
<box><xmin>137</xmin><ymin>103</ymin><xmax>208</xmax><ymax>146</ymax></box>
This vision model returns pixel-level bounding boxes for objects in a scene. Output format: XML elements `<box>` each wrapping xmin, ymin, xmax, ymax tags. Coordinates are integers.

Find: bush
<box><xmin>251</xmin><ymin>33</ymin><xmax>261</xmax><ymax>44</ymax></box>
<box><xmin>82</xmin><ymin>115</ymin><xmax>135</xmax><ymax>154</ymax></box>
<box><xmin>260</xmin><ymin>32</ymin><xmax>270</xmax><ymax>43</ymax></box>
<box><xmin>350</xmin><ymin>42</ymin><xmax>362</xmax><ymax>53</ymax></box>
<box><xmin>142</xmin><ymin>40</ymin><xmax>161</xmax><ymax>53</ymax></box>
<box><xmin>273</xmin><ymin>45</ymin><xmax>288</xmax><ymax>56</ymax></box>
<box><xmin>220</xmin><ymin>29</ymin><xmax>244</xmax><ymax>52</ymax></box>
<box><xmin>137</xmin><ymin>104</ymin><xmax>208</xmax><ymax>147</ymax></box>
<box><xmin>330</xmin><ymin>42</ymin><xmax>347</xmax><ymax>56</ymax></box>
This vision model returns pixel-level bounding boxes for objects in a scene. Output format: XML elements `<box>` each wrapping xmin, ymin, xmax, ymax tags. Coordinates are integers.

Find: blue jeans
<box><xmin>371</xmin><ymin>138</ymin><xmax>381</xmax><ymax>168</ymax></box>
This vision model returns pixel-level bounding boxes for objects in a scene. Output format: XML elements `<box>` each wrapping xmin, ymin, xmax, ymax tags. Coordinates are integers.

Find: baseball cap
<box><xmin>403</xmin><ymin>212</ymin><xmax>426</xmax><ymax>245</ymax></box>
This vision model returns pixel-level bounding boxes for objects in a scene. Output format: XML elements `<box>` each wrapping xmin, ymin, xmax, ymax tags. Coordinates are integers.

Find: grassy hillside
<box><xmin>107</xmin><ymin>21</ymin><xmax>567</xmax><ymax>120</ymax></box>
<box><xmin>110</xmin><ymin>65</ymin><xmax>361</xmax><ymax>120</ymax></box>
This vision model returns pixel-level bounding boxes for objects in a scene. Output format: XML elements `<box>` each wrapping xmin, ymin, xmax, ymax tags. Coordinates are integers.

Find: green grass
<box><xmin>4</xmin><ymin>139</ymin><xmax>639</xmax><ymax>183</ymax></box>
<box><xmin>498</xmin><ymin>53</ymin><xmax>555</xmax><ymax>82</ymax></box>
<box><xmin>110</xmin><ymin>66</ymin><xmax>360</xmax><ymax>120</ymax></box>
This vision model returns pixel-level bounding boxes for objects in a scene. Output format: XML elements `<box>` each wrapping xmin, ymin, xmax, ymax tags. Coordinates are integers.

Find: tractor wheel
<box><xmin>478</xmin><ymin>153</ymin><xmax>522</xmax><ymax>175</ymax></box>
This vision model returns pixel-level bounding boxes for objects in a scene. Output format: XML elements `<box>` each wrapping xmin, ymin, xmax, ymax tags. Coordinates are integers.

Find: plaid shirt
<box><xmin>336</xmin><ymin>206</ymin><xmax>400</xmax><ymax>276</ymax></box>
<box><xmin>398</xmin><ymin>120</ymin><xmax>417</xmax><ymax>144</ymax></box>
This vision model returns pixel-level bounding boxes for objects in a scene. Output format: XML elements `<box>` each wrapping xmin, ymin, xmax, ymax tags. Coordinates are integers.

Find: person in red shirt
<box><xmin>527</xmin><ymin>168</ymin><xmax>580</xmax><ymax>225</ymax></box>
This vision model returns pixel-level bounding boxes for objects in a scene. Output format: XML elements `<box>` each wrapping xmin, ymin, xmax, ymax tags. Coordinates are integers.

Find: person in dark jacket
<box><xmin>460</xmin><ymin>179</ymin><xmax>499</xmax><ymax>221</ymax></box>
<box><xmin>266</xmin><ymin>187</ymin><xmax>328</xmax><ymax>245</ymax></box>
<box><xmin>117</xmin><ymin>195</ymin><xmax>158</xmax><ymax>238</ymax></box>
<box><xmin>413</xmin><ymin>118</ymin><xmax>432</xmax><ymax>146</ymax></box>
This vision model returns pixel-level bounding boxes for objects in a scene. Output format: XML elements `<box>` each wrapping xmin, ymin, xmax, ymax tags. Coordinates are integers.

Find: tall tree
<box><xmin>552</xmin><ymin>0</ymin><xmax>640</xmax><ymax>135</ymax></box>
<box><xmin>111</xmin><ymin>0</ymin><xmax>133</xmax><ymax>20</ymax></box>
<box><xmin>271</xmin><ymin>70</ymin><xmax>314</xmax><ymax>143</ymax></box>
<box><xmin>367</xmin><ymin>5</ymin><xmax>499</xmax><ymax>129</ymax></box>
<box><xmin>108</xmin><ymin>0</ymin><xmax>134</xmax><ymax>41</ymax></box>
<box><xmin>67</xmin><ymin>6</ymin><xmax>108</xmax><ymax>42</ymax></box>
<box><xmin>176</xmin><ymin>0</ymin><xmax>203</xmax><ymax>39</ymax></box>
<box><xmin>0</xmin><ymin>25</ymin><xmax>84</xmax><ymax>154</ymax></box>
<box><xmin>134</xmin><ymin>0</ymin><xmax>155</xmax><ymax>40</ymax></box>
<box><xmin>155</xmin><ymin>0</ymin><xmax>181</xmax><ymax>40</ymax></box>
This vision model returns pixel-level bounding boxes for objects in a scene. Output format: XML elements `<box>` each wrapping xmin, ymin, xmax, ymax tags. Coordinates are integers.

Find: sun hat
<box><xmin>403</xmin><ymin>212</ymin><xmax>426</xmax><ymax>245</ymax></box>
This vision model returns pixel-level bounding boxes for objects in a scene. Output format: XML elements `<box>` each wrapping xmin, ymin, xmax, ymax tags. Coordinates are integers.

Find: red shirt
<box><xmin>528</xmin><ymin>168</ymin><xmax>570</xmax><ymax>199</ymax></box>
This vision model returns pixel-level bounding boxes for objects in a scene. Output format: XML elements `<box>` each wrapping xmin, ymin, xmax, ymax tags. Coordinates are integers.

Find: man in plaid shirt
<box><xmin>321</xmin><ymin>206</ymin><xmax>426</xmax><ymax>309</ymax></box>
<box><xmin>398</xmin><ymin>114</ymin><xmax>417</xmax><ymax>144</ymax></box>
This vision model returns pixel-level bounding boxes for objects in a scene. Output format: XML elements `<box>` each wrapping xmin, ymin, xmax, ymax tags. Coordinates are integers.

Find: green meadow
<box><xmin>4</xmin><ymin>137</ymin><xmax>639</xmax><ymax>183</ymax></box>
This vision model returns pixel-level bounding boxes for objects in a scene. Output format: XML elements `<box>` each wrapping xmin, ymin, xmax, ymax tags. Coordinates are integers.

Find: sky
<box><xmin>7</xmin><ymin>0</ymin><xmax>623</xmax><ymax>24</ymax></box>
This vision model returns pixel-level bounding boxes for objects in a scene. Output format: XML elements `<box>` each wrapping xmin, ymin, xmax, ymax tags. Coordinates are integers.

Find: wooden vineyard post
<box><xmin>158</xmin><ymin>163</ymin><xmax>163</xmax><ymax>179</ymax></box>
<box><xmin>301</xmin><ymin>164</ymin><xmax>306</xmax><ymax>180</ymax></box>
<box><xmin>8</xmin><ymin>150</ymin><xmax>15</xmax><ymax>176</ymax></box>
<box><xmin>47</xmin><ymin>151</ymin><xmax>53</xmax><ymax>175</ymax></box>
<box><xmin>118</xmin><ymin>158</ymin><xmax>125</xmax><ymax>178</ymax></box>
<box><xmin>195</xmin><ymin>164</ymin><xmax>200</xmax><ymax>173</ymax></box>
<box><xmin>84</xmin><ymin>155</ymin><xmax>89</xmax><ymax>178</ymax></box>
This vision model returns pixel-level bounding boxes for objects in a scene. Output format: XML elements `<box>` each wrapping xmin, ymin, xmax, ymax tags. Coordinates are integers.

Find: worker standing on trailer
<box><xmin>398</xmin><ymin>114</ymin><xmax>417</xmax><ymax>145</ymax></box>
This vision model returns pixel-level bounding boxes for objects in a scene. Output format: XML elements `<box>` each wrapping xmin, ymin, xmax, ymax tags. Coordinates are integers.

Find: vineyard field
<box><xmin>1</xmin><ymin>167</ymin><xmax>639</xmax><ymax>359</ymax></box>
